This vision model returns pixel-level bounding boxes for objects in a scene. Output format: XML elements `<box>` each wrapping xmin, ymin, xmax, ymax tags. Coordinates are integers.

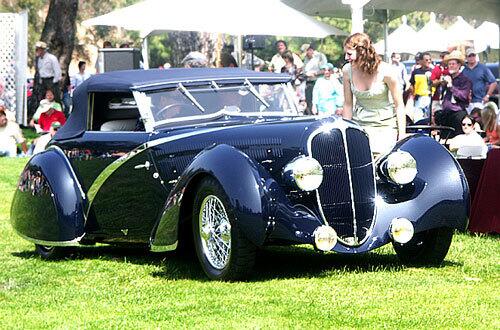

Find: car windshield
<box><xmin>135</xmin><ymin>82</ymin><xmax>299</xmax><ymax>126</ymax></box>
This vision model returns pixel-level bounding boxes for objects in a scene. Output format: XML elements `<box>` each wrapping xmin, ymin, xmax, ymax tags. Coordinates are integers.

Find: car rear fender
<box><xmin>150</xmin><ymin>144</ymin><xmax>270</xmax><ymax>250</ymax></box>
<box><xmin>10</xmin><ymin>146</ymin><xmax>87</xmax><ymax>245</ymax></box>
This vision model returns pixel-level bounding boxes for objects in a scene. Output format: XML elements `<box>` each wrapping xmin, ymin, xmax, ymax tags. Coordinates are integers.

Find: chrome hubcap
<box><xmin>199</xmin><ymin>195</ymin><xmax>231</xmax><ymax>270</ymax></box>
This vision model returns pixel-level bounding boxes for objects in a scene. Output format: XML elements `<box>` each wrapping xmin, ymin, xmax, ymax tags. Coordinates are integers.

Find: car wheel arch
<box><xmin>150</xmin><ymin>144</ymin><xmax>270</xmax><ymax>251</ymax></box>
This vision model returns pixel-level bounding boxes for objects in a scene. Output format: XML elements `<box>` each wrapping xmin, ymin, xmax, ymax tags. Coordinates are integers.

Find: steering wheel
<box><xmin>156</xmin><ymin>103</ymin><xmax>197</xmax><ymax>120</ymax></box>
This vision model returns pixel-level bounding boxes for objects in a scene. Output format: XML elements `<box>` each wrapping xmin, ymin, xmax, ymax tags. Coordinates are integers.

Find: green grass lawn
<box><xmin>0</xmin><ymin>157</ymin><xmax>498</xmax><ymax>329</ymax></box>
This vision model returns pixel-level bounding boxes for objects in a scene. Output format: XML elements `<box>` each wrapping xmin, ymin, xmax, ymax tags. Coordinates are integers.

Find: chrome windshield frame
<box><xmin>133</xmin><ymin>81</ymin><xmax>300</xmax><ymax>129</ymax></box>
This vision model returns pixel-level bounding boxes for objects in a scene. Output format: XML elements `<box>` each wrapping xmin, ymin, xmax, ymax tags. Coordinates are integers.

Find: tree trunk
<box><xmin>166</xmin><ymin>31</ymin><xmax>217</xmax><ymax>67</ymax></box>
<box><xmin>167</xmin><ymin>31</ymin><xmax>201</xmax><ymax>67</ymax></box>
<box><xmin>30</xmin><ymin>0</ymin><xmax>77</xmax><ymax>114</ymax></box>
<box><xmin>40</xmin><ymin>0</ymin><xmax>78</xmax><ymax>74</ymax></box>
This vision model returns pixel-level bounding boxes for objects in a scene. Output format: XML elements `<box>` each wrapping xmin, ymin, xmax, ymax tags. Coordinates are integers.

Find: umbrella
<box><xmin>83</xmin><ymin>0</ymin><xmax>346</xmax><ymax>38</ymax></box>
<box><xmin>283</xmin><ymin>0</ymin><xmax>500</xmax><ymax>25</ymax></box>
<box><xmin>83</xmin><ymin>0</ymin><xmax>347</xmax><ymax>68</ymax></box>
<box><xmin>374</xmin><ymin>16</ymin><xmax>418</xmax><ymax>55</ymax></box>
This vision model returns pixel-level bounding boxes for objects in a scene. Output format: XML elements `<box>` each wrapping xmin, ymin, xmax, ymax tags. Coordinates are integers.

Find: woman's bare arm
<box><xmin>342</xmin><ymin>65</ymin><xmax>353</xmax><ymax>120</ymax></box>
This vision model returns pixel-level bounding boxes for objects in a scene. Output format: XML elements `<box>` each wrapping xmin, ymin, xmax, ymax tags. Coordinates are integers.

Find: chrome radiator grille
<box><xmin>310</xmin><ymin>127</ymin><xmax>376</xmax><ymax>246</ymax></box>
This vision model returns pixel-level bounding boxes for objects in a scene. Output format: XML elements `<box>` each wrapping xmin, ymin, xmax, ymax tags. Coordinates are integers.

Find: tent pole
<box><xmin>383</xmin><ymin>10</ymin><xmax>389</xmax><ymax>62</ymax></box>
<box><xmin>236</xmin><ymin>35</ymin><xmax>243</xmax><ymax>67</ymax></box>
<box><xmin>142</xmin><ymin>36</ymin><xmax>150</xmax><ymax>69</ymax></box>
<box><xmin>347</xmin><ymin>0</ymin><xmax>369</xmax><ymax>33</ymax></box>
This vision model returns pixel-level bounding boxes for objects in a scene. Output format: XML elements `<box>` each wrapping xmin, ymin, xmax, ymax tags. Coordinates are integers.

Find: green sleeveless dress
<box><xmin>346</xmin><ymin>62</ymin><xmax>398</xmax><ymax>155</ymax></box>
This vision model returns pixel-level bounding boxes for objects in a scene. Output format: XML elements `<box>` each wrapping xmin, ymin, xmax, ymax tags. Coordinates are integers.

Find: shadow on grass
<box><xmin>12</xmin><ymin>244</ymin><xmax>462</xmax><ymax>281</ymax></box>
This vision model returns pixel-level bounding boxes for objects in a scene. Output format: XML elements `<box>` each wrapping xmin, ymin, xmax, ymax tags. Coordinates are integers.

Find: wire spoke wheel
<box><xmin>192</xmin><ymin>177</ymin><xmax>256</xmax><ymax>280</ymax></box>
<box><xmin>199</xmin><ymin>195</ymin><xmax>231</xmax><ymax>270</ymax></box>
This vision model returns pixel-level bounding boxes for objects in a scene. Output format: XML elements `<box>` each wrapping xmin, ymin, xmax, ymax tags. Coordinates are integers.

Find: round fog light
<box><xmin>390</xmin><ymin>218</ymin><xmax>414</xmax><ymax>244</ymax></box>
<box><xmin>314</xmin><ymin>225</ymin><xmax>338</xmax><ymax>251</ymax></box>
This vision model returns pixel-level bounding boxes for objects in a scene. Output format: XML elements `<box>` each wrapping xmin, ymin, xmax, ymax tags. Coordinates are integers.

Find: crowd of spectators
<box><xmin>0</xmin><ymin>40</ymin><xmax>94</xmax><ymax>157</ymax></box>
<box><xmin>1</xmin><ymin>36</ymin><xmax>498</xmax><ymax>159</ymax></box>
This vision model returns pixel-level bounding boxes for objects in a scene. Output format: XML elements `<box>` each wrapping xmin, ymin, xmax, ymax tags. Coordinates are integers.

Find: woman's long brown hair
<box><xmin>343</xmin><ymin>33</ymin><xmax>381</xmax><ymax>75</ymax></box>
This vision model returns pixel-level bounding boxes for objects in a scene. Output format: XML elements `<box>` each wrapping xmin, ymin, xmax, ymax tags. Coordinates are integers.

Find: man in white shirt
<box><xmin>269</xmin><ymin>40</ymin><xmax>303</xmax><ymax>73</ymax></box>
<box><xmin>302</xmin><ymin>43</ymin><xmax>327</xmax><ymax>115</ymax></box>
<box><xmin>35</xmin><ymin>41</ymin><xmax>62</xmax><ymax>102</ymax></box>
<box><xmin>72</xmin><ymin>61</ymin><xmax>91</xmax><ymax>90</ymax></box>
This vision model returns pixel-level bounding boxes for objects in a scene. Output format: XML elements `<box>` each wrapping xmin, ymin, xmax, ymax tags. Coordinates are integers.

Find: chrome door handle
<box><xmin>134</xmin><ymin>160</ymin><xmax>151</xmax><ymax>170</ymax></box>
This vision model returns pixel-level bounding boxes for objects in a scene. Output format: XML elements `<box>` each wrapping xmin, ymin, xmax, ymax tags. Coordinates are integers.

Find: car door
<box><xmin>60</xmin><ymin>131</ymin><xmax>168</xmax><ymax>243</ymax></box>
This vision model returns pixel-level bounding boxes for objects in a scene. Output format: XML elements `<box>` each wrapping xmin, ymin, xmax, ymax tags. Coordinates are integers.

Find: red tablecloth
<box><xmin>469</xmin><ymin>149</ymin><xmax>500</xmax><ymax>233</ymax></box>
<box><xmin>458</xmin><ymin>158</ymin><xmax>485</xmax><ymax>206</ymax></box>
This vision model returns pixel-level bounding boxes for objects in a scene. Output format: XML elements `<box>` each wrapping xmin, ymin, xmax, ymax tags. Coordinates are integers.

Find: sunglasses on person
<box><xmin>462</xmin><ymin>122</ymin><xmax>473</xmax><ymax>127</ymax></box>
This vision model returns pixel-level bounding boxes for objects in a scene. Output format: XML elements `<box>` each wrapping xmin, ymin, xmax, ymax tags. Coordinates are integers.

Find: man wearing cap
<box><xmin>32</xmin><ymin>121</ymin><xmax>61</xmax><ymax>155</ymax></box>
<box><xmin>0</xmin><ymin>109</ymin><xmax>27</xmax><ymax>157</ymax></box>
<box><xmin>434</xmin><ymin>50</ymin><xmax>472</xmax><ymax>137</ymax></box>
<box><xmin>462</xmin><ymin>48</ymin><xmax>497</xmax><ymax>113</ymax></box>
<box><xmin>302</xmin><ymin>43</ymin><xmax>327</xmax><ymax>115</ymax></box>
<box><xmin>35</xmin><ymin>41</ymin><xmax>62</xmax><ymax>102</ymax></box>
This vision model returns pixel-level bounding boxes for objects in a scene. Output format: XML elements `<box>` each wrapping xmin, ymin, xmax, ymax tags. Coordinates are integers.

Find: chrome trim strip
<box><xmin>133</xmin><ymin>75</ymin><xmax>290</xmax><ymax>90</ymax></box>
<box><xmin>150</xmin><ymin>241</ymin><xmax>178</xmax><ymax>252</ymax></box>
<box><xmin>15</xmin><ymin>232</ymin><xmax>84</xmax><ymax>247</ymax></box>
<box><xmin>85</xmin><ymin>125</ymin><xmax>240</xmax><ymax>215</ymax></box>
<box><xmin>340</xmin><ymin>127</ymin><xmax>358</xmax><ymax>243</ymax></box>
<box><xmin>86</xmin><ymin>144</ymin><xmax>149</xmax><ymax>215</ymax></box>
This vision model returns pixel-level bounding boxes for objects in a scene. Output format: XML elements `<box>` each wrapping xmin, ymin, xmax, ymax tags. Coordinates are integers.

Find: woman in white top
<box><xmin>448</xmin><ymin>115</ymin><xmax>488</xmax><ymax>158</ymax></box>
<box><xmin>341</xmin><ymin>33</ymin><xmax>406</xmax><ymax>156</ymax></box>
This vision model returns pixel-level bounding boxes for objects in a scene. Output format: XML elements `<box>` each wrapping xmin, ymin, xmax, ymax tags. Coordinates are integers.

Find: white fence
<box><xmin>0</xmin><ymin>11</ymin><xmax>28</xmax><ymax>124</ymax></box>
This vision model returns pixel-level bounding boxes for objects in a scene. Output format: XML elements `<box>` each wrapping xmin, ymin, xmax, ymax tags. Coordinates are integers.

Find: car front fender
<box><xmin>10</xmin><ymin>147</ymin><xmax>87</xmax><ymax>245</ymax></box>
<box><xmin>372</xmin><ymin>135</ymin><xmax>469</xmax><ymax>239</ymax></box>
<box><xmin>150</xmin><ymin>144</ymin><xmax>271</xmax><ymax>250</ymax></box>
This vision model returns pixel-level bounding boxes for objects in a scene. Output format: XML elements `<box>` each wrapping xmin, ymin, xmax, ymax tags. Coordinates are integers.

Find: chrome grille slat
<box><xmin>310</xmin><ymin>126</ymin><xmax>376</xmax><ymax>246</ymax></box>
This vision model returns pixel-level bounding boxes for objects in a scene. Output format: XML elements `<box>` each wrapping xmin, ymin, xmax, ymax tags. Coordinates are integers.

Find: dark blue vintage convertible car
<box><xmin>11</xmin><ymin>68</ymin><xmax>469</xmax><ymax>280</ymax></box>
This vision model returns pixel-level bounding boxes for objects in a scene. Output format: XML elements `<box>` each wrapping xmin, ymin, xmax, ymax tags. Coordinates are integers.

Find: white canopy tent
<box><xmin>82</xmin><ymin>0</ymin><xmax>347</xmax><ymax>68</ymax></box>
<box><xmin>374</xmin><ymin>16</ymin><xmax>418</xmax><ymax>55</ymax></box>
<box><xmin>474</xmin><ymin>22</ymin><xmax>499</xmax><ymax>53</ymax></box>
<box><xmin>414</xmin><ymin>12</ymin><xmax>449</xmax><ymax>52</ymax></box>
<box><xmin>373</xmin><ymin>14</ymin><xmax>499</xmax><ymax>55</ymax></box>
<box><xmin>447</xmin><ymin>16</ymin><xmax>477</xmax><ymax>47</ymax></box>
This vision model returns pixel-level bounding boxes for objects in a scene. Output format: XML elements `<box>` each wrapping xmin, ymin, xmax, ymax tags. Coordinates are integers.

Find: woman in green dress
<box><xmin>341</xmin><ymin>33</ymin><xmax>406</xmax><ymax>156</ymax></box>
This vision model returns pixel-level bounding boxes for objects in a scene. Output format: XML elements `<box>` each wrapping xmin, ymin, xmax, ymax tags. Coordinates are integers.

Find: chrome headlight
<box><xmin>283</xmin><ymin>156</ymin><xmax>323</xmax><ymax>191</ymax></box>
<box><xmin>384</xmin><ymin>151</ymin><xmax>417</xmax><ymax>185</ymax></box>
